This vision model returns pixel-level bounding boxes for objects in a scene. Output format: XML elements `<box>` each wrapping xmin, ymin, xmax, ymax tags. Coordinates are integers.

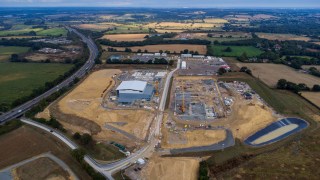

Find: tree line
<box><xmin>107</xmin><ymin>57</ymin><xmax>174</xmax><ymax>66</ymax></box>
<box><xmin>219</xmin><ymin>36</ymin><xmax>320</xmax><ymax>69</ymax></box>
<box><xmin>277</xmin><ymin>79</ymin><xmax>320</xmax><ymax>93</ymax></box>
<box><xmin>98</xmin><ymin>38</ymin><xmax>210</xmax><ymax>47</ymax></box>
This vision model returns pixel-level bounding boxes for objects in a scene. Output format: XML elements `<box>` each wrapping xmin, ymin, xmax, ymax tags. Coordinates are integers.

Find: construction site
<box><xmin>179</xmin><ymin>55</ymin><xmax>230</xmax><ymax>76</ymax></box>
<box><xmin>103</xmin><ymin>70</ymin><xmax>167</xmax><ymax>110</ymax></box>
<box><xmin>170</xmin><ymin>76</ymin><xmax>233</xmax><ymax>121</ymax></box>
<box><xmin>160</xmin><ymin>75</ymin><xmax>279</xmax><ymax>151</ymax></box>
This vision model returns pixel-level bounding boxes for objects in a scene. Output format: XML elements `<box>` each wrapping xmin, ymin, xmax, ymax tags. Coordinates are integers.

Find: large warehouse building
<box><xmin>116</xmin><ymin>80</ymin><xmax>155</xmax><ymax>103</ymax></box>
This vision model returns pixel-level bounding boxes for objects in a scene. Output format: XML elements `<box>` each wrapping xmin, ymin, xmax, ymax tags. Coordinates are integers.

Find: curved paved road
<box><xmin>0</xmin><ymin>27</ymin><xmax>98</xmax><ymax>124</ymax></box>
<box><xmin>0</xmin><ymin>152</ymin><xmax>79</xmax><ymax>180</ymax></box>
<box><xmin>170</xmin><ymin>129</ymin><xmax>235</xmax><ymax>154</ymax></box>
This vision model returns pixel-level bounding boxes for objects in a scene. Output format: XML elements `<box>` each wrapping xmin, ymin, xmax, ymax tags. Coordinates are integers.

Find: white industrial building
<box><xmin>181</xmin><ymin>61</ymin><xmax>187</xmax><ymax>69</ymax></box>
<box><xmin>116</xmin><ymin>80</ymin><xmax>154</xmax><ymax>103</ymax></box>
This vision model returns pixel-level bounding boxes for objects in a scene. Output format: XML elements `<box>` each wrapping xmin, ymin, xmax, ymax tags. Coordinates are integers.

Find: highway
<box><xmin>0</xmin><ymin>27</ymin><xmax>98</xmax><ymax>124</ymax></box>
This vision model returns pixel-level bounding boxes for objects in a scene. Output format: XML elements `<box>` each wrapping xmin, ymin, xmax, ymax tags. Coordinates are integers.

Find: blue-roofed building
<box><xmin>116</xmin><ymin>80</ymin><xmax>155</xmax><ymax>104</ymax></box>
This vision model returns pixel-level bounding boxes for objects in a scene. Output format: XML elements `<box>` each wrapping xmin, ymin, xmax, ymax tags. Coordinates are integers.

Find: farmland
<box><xmin>169</xmin><ymin>32</ymin><xmax>251</xmax><ymax>42</ymax></box>
<box><xmin>36</xmin><ymin>28</ymin><xmax>68</xmax><ymax>36</ymax></box>
<box><xmin>14</xmin><ymin>157</ymin><xmax>71</xmax><ymax>180</ymax></box>
<box><xmin>101</xmin><ymin>33</ymin><xmax>148</xmax><ymax>41</ymax></box>
<box><xmin>256</xmin><ymin>33</ymin><xmax>311</xmax><ymax>41</ymax></box>
<box><xmin>208</xmin><ymin>45</ymin><xmax>263</xmax><ymax>57</ymax></box>
<box><xmin>145</xmin><ymin>22</ymin><xmax>225</xmax><ymax>31</ymax></box>
<box><xmin>0</xmin><ymin>63</ymin><xmax>72</xmax><ymax>105</ymax></box>
<box><xmin>76</xmin><ymin>23</ymin><xmax>115</xmax><ymax>31</ymax></box>
<box><xmin>0</xmin><ymin>46</ymin><xmax>30</xmax><ymax>61</ymax></box>
<box><xmin>0</xmin><ymin>28</ymin><xmax>43</xmax><ymax>36</ymax></box>
<box><xmin>235</xmin><ymin>62</ymin><xmax>320</xmax><ymax>87</ymax></box>
<box><xmin>0</xmin><ymin>125</ymin><xmax>91</xmax><ymax>179</ymax></box>
<box><xmin>102</xmin><ymin>44</ymin><xmax>207</xmax><ymax>54</ymax></box>
<box><xmin>301</xmin><ymin>92</ymin><xmax>320</xmax><ymax>107</ymax></box>
<box><xmin>0</xmin><ymin>27</ymin><xmax>67</xmax><ymax>37</ymax></box>
<box><xmin>302</xmin><ymin>65</ymin><xmax>320</xmax><ymax>71</ymax></box>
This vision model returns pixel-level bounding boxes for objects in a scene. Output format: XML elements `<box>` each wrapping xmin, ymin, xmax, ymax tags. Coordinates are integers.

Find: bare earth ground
<box><xmin>162</xmin><ymin>129</ymin><xmax>226</xmax><ymax>149</ymax></box>
<box><xmin>226</xmin><ymin>96</ymin><xmax>279</xmax><ymax>140</ymax></box>
<box><xmin>0</xmin><ymin>126</ymin><xmax>91</xmax><ymax>179</ymax></box>
<box><xmin>161</xmin><ymin>113</ymin><xmax>227</xmax><ymax>149</ymax></box>
<box><xmin>50</xmin><ymin>69</ymin><xmax>153</xmax><ymax>147</ymax></box>
<box><xmin>256</xmin><ymin>33</ymin><xmax>311</xmax><ymax>41</ymax></box>
<box><xmin>25</xmin><ymin>52</ymin><xmax>80</xmax><ymax>62</ymax></box>
<box><xmin>101</xmin><ymin>34</ymin><xmax>148</xmax><ymax>41</ymax></box>
<box><xmin>236</xmin><ymin>63</ymin><xmax>320</xmax><ymax>87</ymax></box>
<box><xmin>102</xmin><ymin>44</ymin><xmax>207</xmax><ymax>54</ymax></box>
<box><xmin>13</xmin><ymin>157</ymin><xmax>70</xmax><ymax>180</ymax></box>
<box><xmin>301</xmin><ymin>92</ymin><xmax>320</xmax><ymax>107</ymax></box>
<box><xmin>141</xmin><ymin>155</ymin><xmax>200</xmax><ymax>180</ymax></box>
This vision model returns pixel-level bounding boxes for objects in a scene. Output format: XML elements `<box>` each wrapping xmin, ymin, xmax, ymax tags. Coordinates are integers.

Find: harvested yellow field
<box><xmin>204</xmin><ymin>18</ymin><xmax>228</xmax><ymax>23</ymax></box>
<box><xmin>236</xmin><ymin>63</ymin><xmax>320</xmax><ymax>87</ymax></box>
<box><xmin>99</xmin><ymin>15</ymin><xmax>118</xmax><ymax>19</ymax></box>
<box><xmin>256</xmin><ymin>33</ymin><xmax>311</xmax><ymax>41</ymax></box>
<box><xmin>141</xmin><ymin>156</ymin><xmax>199</xmax><ymax>180</ymax></box>
<box><xmin>103</xmin><ymin>44</ymin><xmax>207</xmax><ymax>54</ymax></box>
<box><xmin>301</xmin><ymin>92</ymin><xmax>320</xmax><ymax>107</ymax></box>
<box><xmin>56</xmin><ymin>69</ymin><xmax>154</xmax><ymax>143</ymax></box>
<box><xmin>162</xmin><ymin>129</ymin><xmax>226</xmax><ymax>149</ymax></box>
<box><xmin>101</xmin><ymin>33</ymin><xmax>148</xmax><ymax>41</ymax></box>
<box><xmin>155</xmin><ymin>29</ymin><xmax>184</xmax><ymax>33</ymax></box>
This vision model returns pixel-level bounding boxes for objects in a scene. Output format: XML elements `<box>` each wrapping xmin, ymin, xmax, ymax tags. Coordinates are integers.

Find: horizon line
<box><xmin>0</xmin><ymin>6</ymin><xmax>320</xmax><ymax>9</ymax></box>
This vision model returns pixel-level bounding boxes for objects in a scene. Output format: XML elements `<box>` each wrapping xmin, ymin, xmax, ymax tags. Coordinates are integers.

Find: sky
<box><xmin>0</xmin><ymin>0</ymin><xmax>320</xmax><ymax>8</ymax></box>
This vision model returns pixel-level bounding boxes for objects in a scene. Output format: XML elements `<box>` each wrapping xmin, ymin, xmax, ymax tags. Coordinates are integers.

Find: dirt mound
<box><xmin>50</xmin><ymin>103</ymin><xmax>101</xmax><ymax>135</ymax></box>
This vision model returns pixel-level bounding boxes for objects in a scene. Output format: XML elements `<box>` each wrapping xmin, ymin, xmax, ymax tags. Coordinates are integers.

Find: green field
<box><xmin>0</xmin><ymin>46</ymin><xmax>30</xmax><ymax>61</ymax></box>
<box><xmin>208</xmin><ymin>45</ymin><xmax>263</xmax><ymax>57</ymax></box>
<box><xmin>106</xmin><ymin>24</ymin><xmax>149</xmax><ymax>34</ymax></box>
<box><xmin>0</xmin><ymin>28</ymin><xmax>43</xmax><ymax>36</ymax></box>
<box><xmin>36</xmin><ymin>28</ymin><xmax>68</xmax><ymax>36</ymax></box>
<box><xmin>0</xmin><ymin>27</ymin><xmax>67</xmax><ymax>36</ymax></box>
<box><xmin>0</xmin><ymin>63</ymin><xmax>72</xmax><ymax>105</ymax></box>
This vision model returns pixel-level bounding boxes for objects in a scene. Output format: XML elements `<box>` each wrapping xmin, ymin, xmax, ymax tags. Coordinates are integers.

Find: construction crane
<box><xmin>155</xmin><ymin>81</ymin><xmax>159</xmax><ymax>96</ymax></box>
<box><xmin>180</xmin><ymin>82</ymin><xmax>185</xmax><ymax>113</ymax></box>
